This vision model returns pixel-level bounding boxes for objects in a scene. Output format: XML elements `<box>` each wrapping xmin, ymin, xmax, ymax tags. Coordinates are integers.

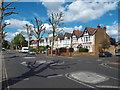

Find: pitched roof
<box><xmin>73</xmin><ymin>30</ymin><xmax>83</xmax><ymax>37</ymax></box>
<box><xmin>85</xmin><ymin>27</ymin><xmax>97</xmax><ymax>35</ymax></box>
<box><xmin>57</xmin><ymin>34</ymin><xmax>64</xmax><ymax>40</ymax></box>
<box><xmin>31</xmin><ymin>40</ymin><xmax>37</xmax><ymax>44</ymax></box>
<box><xmin>65</xmin><ymin>32</ymin><xmax>72</xmax><ymax>39</ymax></box>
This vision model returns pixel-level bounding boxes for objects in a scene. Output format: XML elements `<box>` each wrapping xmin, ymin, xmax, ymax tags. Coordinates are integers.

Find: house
<box><xmin>30</xmin><ymin>24</ymin><xmax>110</xmax><ymax>55</ymax></box>
<box><xmin>30</xmin><ymin>40</ymin><xmax>37</xmax><ymax>48</ymax></box>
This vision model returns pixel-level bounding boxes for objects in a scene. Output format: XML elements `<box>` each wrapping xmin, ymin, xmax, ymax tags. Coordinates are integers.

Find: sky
<box><xmin>3</xmin><ymin>0</ymin><xmax>120</xmax><ymax>41</ymax></box>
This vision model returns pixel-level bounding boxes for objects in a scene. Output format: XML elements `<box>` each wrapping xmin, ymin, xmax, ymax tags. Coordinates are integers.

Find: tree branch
<box><xmin>2</xmin><ymin>22</ymin><xmax>11</xmax><ymax>29</ymax></box>
<box><xmin>3</xmin><ymin>0</ymin><xmax>19</xmax><ymax>8</ymax></box>
<box><xmin>3</xmin><ymin>11</ymin><xmax>18</xmax><ymax>17</ymax></box>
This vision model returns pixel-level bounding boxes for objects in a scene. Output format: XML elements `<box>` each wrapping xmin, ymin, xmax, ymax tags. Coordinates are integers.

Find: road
<box><xmin>2</xmin><ymin>50</ymin><xmax>120</xmax><ymax>89</ymax></box>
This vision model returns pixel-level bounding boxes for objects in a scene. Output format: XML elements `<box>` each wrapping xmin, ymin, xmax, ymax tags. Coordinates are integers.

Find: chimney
<box><xmin>103</xmin><ymin>26</ymin><xmax>106</xmax><ymax>30</ymax></box>
<box><xmin>97</xmin><ymin>24</ymin><xmax>101</xmax><ymax>28</ymax></box>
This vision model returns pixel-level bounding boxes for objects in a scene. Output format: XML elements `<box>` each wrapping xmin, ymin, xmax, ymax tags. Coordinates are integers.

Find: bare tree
<box><xmin>31</xmin><ymin>17</ymin><xmax>46</xmax><ymax>53</ymax></box>
<box><xmin>24</xmin><ymin>24</ymin><xmax>33</xmax><ymax>49</ymax></box>
<box><xmin>47</xmin><ymin>12</ymin><xmax>64</xmax><ymax>56</ymax></box>
<box><xmin>0</xmin><ymin>0</ymin><xmax>18</xmax><ymax>50</ymax></box>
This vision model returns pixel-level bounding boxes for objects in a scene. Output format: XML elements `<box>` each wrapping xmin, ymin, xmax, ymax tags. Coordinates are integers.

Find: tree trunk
<box><xmin>0</xmin><ymin>1</ymin><xmax>3</xmax><ymax>51</ymax></box>
<box><xmin>51</xmin><ymin>33</ymin><xmax>55</xmax><ymax>56</ymax></box>
<box><xmin>70</xmin><ymin>36</ymin><xmax>73</xmax><ymax>57</ymax></box>
<box><xmin>36</xmin><ymin>39</ymin><xmax>39</xmax><ymax>53</ymax></box>
<box><xmin>28</xmin><ymin>36</ymin><xmax>30</xmax><ymax>49</ymax></box>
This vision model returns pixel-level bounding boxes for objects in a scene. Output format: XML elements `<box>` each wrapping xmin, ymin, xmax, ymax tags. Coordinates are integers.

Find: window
<box><xmin>86</xmin><ymin>37</ymin><xmax>88</xmax><ymax>42</ymax></box>
<box><xmin>81</xmin><ymin>38</ymin><xmax>83</xmax><ymax>42</ymax></box>
<box><xmin>89</xmin><ymin>36</ymin><xmax>90</xmax><ymax>41</ymax></box>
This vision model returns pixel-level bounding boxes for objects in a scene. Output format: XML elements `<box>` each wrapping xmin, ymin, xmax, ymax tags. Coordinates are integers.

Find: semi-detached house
<box><xmin>30</xmin><ymin>24</ymin><xmax>110</xmax><ymax>55</ymax></box>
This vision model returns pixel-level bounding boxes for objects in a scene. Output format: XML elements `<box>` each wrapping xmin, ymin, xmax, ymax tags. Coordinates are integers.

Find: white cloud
<box><xmin>4</xmin><ymin>19</ymin><xmax>34</xmax><ymax>41</ymax></box>
<box><xmin>5</xmin><ymin>18</ymin><xmax>33</xmax><ymax>30</ymax></box>
<box><xmin>40</xmin><ymin>0</ymin><xmax>118</xmax><ymax>22</ymax></box>
<box><xmin>63</xmin><ymin>0</ymin><xmax>117</xmax><ymax>22</ymax></box>
<box><xmin>43</xmin><ymin>23</ymin><xmax>83</xmax><ymax>33</ymax></box>
<box><xmin>5</xmin><ymin>32</ymin><xmax>19</xmax><ymax>41</ymax></box>
<box><xmin>40</xmin><ymin>0</ymin><xmax>65</xmax><ymax>14</ymax></box>
<box><xmin>106</xmin><ymin>22</ymin><xmax>118</xmax><ymax>41</ymax></box>
<box><xmin>109</xmin><ymin>13</ymin><xmax>113</xmax><ymax>16</ymax></box>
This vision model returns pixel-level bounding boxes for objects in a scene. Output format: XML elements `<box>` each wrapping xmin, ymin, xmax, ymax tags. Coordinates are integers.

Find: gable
<box><xmin>83</xmin><ymin>27</ymin><xmax>97</xmax><ymax>35</ymax></box>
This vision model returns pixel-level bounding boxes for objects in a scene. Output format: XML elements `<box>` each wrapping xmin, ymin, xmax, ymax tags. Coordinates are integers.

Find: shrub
<box><xmin>79</xmin><ymin>48</ymin><xmax>89</xmax><ymax>52</ymax></box>
<box><xmin>29</xmin><ymin>47</ymin><xmax>36</xmax><ymax>52</ymax></box>
<box><xmin>39</xmin><ymin>46</ymin><xmax>46</xmax><ymax>51</ymax></box>
<box><xmin>69</xmin><ymin>48</ymin><xmax>74</xmax><ymax>52</ymax></box>
<box><xmin>59</xmin><ymin>47</ymin><xmax>66</xmax><ymax>53</ymax></box>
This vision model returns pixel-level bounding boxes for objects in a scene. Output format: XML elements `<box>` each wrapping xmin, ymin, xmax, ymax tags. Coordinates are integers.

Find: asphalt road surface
<box><xmin>2</xmin><ymin>50</ymin><xmax>120</xmax><ymax>89</ymax></box>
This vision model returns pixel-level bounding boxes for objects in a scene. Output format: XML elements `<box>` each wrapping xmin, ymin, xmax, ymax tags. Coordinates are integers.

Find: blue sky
<box><xmin>4</xmin><ymin>0</ymin><xmax>119</xmax><ymax>41</ymax></box>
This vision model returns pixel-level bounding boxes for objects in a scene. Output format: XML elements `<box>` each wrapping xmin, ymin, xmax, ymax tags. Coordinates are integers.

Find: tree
<box><xmin>0</xmin><ymin>0</ymin><xmax>18</xmax><ymax>51</ymax></box>
<box><xmin>2</xmin><ymin>39</ymin><xmax>10</xmax><ymax>49</ymax></box>
<box><xmin>31</xmin><ymin>17</ymin><xmax>46</xmax><ymax>53</ymax></box>
<box><xmin>24</xmin><ymin>24</ymin><xmax>33</xmax><ymax>49</ymax></box>
<box><xmin>100</xmin><ymin>39</ymin><xmax>110</xmax><ymax>51</ymax></box>
<box><xmin>47</xmin><ymin>12</ymin><xmax>64</xmax><ymax>56</ymax></box>
<box><xmin>12</xmin><ymin>34</ymin><xmax>27</xmax><ymax>50</ymax></box>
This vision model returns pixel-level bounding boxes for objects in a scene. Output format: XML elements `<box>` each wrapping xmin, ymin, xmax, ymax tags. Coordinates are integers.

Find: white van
<box><xmin>19</xmin><ymin>47</ymin><xmax>29</xmax><ymax>53</ymax></box>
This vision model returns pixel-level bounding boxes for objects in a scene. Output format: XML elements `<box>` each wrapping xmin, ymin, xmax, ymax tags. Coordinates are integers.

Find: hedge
<box><xmin>69</xmin><ymin>48</ymin><xmax>74</xmax><ymax>52</ymax></box>
<box><xmin>79</xmin><ymin>48</ymin><xmax>89</xmax><ymax>52</ymax></box>
<box><xmin>29</xmin><ymin>47</ymin><xmax>36</xmax><ymax>52</ymax></box>
<box><xmin>59</xmin><ymin>47</ymin><xmax>66</xmax><ymax>53</ymax></box>
<box><xmin>39</xmin><ymin>46</ymin><xmax>47</xmax><ymax>51</ymax></box>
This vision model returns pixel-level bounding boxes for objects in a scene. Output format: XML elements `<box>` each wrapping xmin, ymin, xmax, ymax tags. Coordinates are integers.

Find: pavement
<box><xmin>0</xmin><ymin>51</ymin><xmax>2</xmax><ymax>90</ymax></box>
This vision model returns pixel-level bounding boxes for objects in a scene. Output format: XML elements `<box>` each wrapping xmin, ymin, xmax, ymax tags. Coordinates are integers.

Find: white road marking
<box><xmin>21</xmin><ymin>61</ymin><xmax>27</xmax><ymax>66</ymax></box>
<box><xmin>23</xmin><ymin>57</ymin><xmax>36</xmax><ymax>59</ymax></box>
<box><xmin>47</xmin><ymin>74</ymin><xmax>63</xmax><ymax>78</ymax></box>
<box><xmin>65</xmin><ymin>73</ymin><xmax>95</xmax><ymax>88</ymax></box>
<box><xmin>108</xmin><ymin>76</ymin><xmax>119</xmax><ymax>81</ymax></box>
<box><xmin>99</xmin><ymin>63</ymin><xmax>119</xmax><ymax>70</ymax></box>
<box><xmin>96</xmin><ymin>85</ymin><xmax>120</xmax><ymax>88</ymax></box>
<box><xmin>97</xmin><ymin>59</ymin><xmax>103</xmax><ymax>61</ymax></box>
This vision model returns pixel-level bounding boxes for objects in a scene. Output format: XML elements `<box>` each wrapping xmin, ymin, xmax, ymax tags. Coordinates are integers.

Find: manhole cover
<box><xmin>66</xmin><ymin>71</ymin><xmax>109</xmax><ymax>84</ymax></box>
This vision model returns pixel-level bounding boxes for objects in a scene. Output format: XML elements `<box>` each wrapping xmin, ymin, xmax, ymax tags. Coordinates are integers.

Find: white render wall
<box><xmin>31</xmin><ymin>33</ymin><xmax>95</xmax><ymax>52</ymax></box>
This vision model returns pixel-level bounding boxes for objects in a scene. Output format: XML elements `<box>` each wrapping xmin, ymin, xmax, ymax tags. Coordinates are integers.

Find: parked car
<box><xmin>2</xmin><ymin>48</ymin><xmax>5</xmax><ymax>51</ymax></box>
<box><xmin>115</xmin><ymin>52</ymin><xmax>120</xmax><ymax>56</ymax></box>
<box><xmin>28</xmin><ymin>50</ymin><xmax>35</xmax><ymax>55</ymax></box>
<box><xmin>42</xmin><ymin>50</ymin><xmax>47</xmax><ymax>54</ymax></box>
<box><xmin>99</xmin><ymin>52</ymin><xmax>112</xmax><ymax>57</ymax></box>
<box><xmin>19</xmin><ymin>47</ymin><xmax>29</xmax><ymax>53</ymax></box>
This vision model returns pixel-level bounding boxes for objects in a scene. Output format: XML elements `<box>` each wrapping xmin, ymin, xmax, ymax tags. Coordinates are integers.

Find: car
<box><xmin>115</xmin><ymin>52</ymin><xmax>120</xmax><ymax>56</ymax></box>
<box><xmin>42</xmin><ymin>50</ymin><xmax>47</xmax><ymax>54</ymax></box>
<box><xmin>19</xmin><ymin>47</ymin><xmax>29</xmax><ymax>53</ymax></box>
<box><xmin>2</xmin><ymin>48</ymin><xmax>5</xmax><ymax>51</ymax></box>
<box><xmin>99</xmin><ymin>52</ymin><xmax>112</xmax><ymax>57</ymax></box>
<box><xmin>28</xmin><ymin>50</ymin><xmax>35</xmax><ymax>55</ymax></box>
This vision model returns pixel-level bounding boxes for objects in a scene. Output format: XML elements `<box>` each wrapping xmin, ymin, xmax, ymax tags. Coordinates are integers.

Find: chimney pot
<box><xmin>97</xmin><ymin>24</ymin><xmax>101</xmax><ymax>28</ymax></box>
<box><xmin>104</xmin><ymin>26</ymin><xmax>106</xmax><ymax>29</ymax></box>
